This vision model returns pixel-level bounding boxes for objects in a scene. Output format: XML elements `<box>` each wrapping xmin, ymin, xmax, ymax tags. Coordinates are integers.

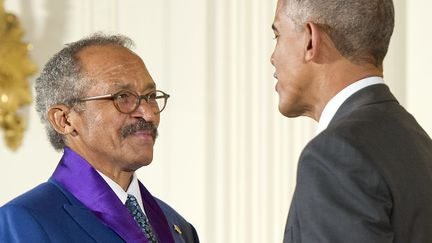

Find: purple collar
<box><xmin>51</xmin><ymin>147</ymin><xmax>175</xmax><ymax>243</ymax></box>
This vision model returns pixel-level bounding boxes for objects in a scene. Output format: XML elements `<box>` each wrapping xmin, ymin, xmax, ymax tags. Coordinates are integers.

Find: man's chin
<box><xmin>278</xmin><ymin>104</ymin><xmax>302</xmax><ymax>118</ymax></box>
<box><xmin>129</xmin><ymin>158</ymin><xmax>153</xmax><ymax>171</ymax></box>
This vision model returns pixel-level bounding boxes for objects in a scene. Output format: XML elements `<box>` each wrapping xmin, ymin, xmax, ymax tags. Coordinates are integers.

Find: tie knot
<box><xmin>125</xmin><ymin>194</ymin><xmax>141</xmax><ymax>215</ymax></box>
<box><xmin>127</xmin><ymin>194</ymin><xmax>138</xmax><ymax>203</ymax></box>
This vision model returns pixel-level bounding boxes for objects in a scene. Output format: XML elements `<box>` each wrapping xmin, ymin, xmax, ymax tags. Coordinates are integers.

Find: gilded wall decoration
<box><xmin>0</xmin><ymin>0</ymin><xmax>37</xmax><ymax>151</ymax></box>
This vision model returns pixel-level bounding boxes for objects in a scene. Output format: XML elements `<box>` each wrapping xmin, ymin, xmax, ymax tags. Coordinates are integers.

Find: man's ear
<box><xmin>47</xmin><ymin>105</ymin><xmax>77</xmax><ymax>135</ymax></box>
<box><xmin>304</xmin><ymin>22</ymin><xmax>322</xmax><ymax>62</ymax></box>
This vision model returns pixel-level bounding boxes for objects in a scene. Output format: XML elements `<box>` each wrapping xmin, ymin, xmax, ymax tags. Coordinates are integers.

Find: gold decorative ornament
<box><xmin>0</xmin><ymin>0</ymin><xmax>36</xmax><ymax>151</ymax></box>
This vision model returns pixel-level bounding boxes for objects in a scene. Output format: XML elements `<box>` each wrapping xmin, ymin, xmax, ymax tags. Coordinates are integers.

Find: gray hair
<box><xmin>35</xmin><ymin>33</ymin><xmax>135</xmax><ymax>151</ymax></box>
<box><xmin>283</xmin><ymin>0</ymin><xmax>394</xmax><ymax>67</ymax></box>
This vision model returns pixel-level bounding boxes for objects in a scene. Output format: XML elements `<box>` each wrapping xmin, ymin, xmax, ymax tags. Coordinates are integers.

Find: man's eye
<box><xmin>147</xmin><ymin>92</ymin><xmax>157</xmax><ymax>100</ymax></box>
<box><xmin>117</xmin><ymin>93</ymin><xmax>133</xmax><ymax>102</ymax></box>
<box><xmin>273</xmin><ymin>34</ymin><xmax>279</xmax><ymax>40</ymax></box>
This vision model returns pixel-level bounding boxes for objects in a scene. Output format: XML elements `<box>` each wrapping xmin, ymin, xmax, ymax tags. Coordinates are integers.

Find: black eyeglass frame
<box><xmin>77</xmin><ymin>89</ymin><xmax>170</xmax><ymax>114</ymax></box>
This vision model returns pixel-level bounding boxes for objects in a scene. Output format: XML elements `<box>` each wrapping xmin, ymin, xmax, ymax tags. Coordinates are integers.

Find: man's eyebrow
<box><xmin>146</xmin><ymin>82</ymin><xmax>156</xmax><ymax>90</ymax></box>
<box><xmin>272</xmin><ymin>24</ymin><xmax>278</xmax><ymax>32</ymax></box>
<box><xmin>111</xmin><ymin>82</ymin><xmax>156</xmax><ymax>91</ymax></box>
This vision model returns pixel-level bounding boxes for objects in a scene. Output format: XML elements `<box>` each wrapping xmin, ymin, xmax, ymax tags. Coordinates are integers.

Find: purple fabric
<box><xmin>51</xmin><ymin>147</ymin><xmax>175</xmax><ymax>243</ymax></box>
<box><xmin>138</xmin><ymin>181</ymin><xmax>175</xmax><ymax>243</ymax></box>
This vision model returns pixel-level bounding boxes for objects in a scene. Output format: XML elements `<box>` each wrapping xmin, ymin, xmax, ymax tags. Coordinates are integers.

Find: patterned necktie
<box><xmin>125</xmin><ymin>194</ymin><xmax>159</xmax><ymax>243</ymax></box>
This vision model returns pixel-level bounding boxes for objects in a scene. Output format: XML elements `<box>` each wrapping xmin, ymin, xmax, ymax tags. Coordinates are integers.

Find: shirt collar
<box><xmin>97</xmin><ymin>171</ymin><xmax>145</xmax><ymax>213</ymax></box>
<box><xmin>316</xmin><ymin>76</ymin><xmax>384</xmax><ymax>134</ymax></box>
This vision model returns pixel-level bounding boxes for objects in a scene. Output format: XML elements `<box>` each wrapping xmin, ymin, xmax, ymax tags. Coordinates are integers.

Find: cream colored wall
<box><xmin>406</xmin><ymin>1</ymin><xmax>432</xmax><ymax>136</ymax></box>
<box><xmin>0</xmin><ymin>1</ymin><xmax>431</xmax><ymax>243</ymax></box>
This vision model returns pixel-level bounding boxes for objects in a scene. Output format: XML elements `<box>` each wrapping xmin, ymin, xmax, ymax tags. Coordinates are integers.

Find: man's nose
<box><xmin>131</xmin><ymin>101</ymin><xmax>158</xmax><ymax>122</ymax></box>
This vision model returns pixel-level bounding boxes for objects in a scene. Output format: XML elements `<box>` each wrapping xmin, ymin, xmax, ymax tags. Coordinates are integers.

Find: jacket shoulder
<box><xmin>155</xmin><ymin>198</ymin><xmax>200</xmax><ymax>243</ymax></box>
<box><xmin>0</xmin><ymin>183</ymin><xmax>63</xmax><ymax>242</ymax></box>
<box><xmin>1</xmin><ymin>182</ymin><xmax>68</xmax><ymax>211</ymax></box>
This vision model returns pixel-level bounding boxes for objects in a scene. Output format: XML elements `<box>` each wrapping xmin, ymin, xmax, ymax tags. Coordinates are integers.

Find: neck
<box><xmin>311</xmin><ymin>59</ymin><xmax>383</xmax><ymax>121</ymax></box>
<box><xmin>96</xmin><ymin>168</ymin><xmax>133</xmax><ymax>191</ymax></box>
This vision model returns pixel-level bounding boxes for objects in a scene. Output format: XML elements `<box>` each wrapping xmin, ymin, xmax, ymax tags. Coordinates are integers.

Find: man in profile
<box><xmin>271</xmin><ymin>0</ymin><xmax>432</xmax><ymax>242</ymax></box>
<box><xmin>0</xmin><ymin>33</ymin><xmax>199</xmax><ymax>243</ymax></box>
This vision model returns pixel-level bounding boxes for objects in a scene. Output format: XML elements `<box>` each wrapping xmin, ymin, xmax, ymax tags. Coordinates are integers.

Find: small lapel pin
<box><xmin>173</xmin><ymin>224</ymin><xmax>182</xmax><ymax>235</ymax></box>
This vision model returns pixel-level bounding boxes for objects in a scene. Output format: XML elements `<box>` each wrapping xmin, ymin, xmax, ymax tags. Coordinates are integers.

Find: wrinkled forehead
<box><xmin>76</xmin><ymin>45</ymin><xmax>143</xmax><ymax>75</ymax></box>
<box><xmin>76</xmin><ymin>45</ymin><xmax>155</xmax><ymax>92</ymax></box>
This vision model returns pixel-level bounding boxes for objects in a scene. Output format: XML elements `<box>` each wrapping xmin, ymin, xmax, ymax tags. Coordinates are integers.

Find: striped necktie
<box><xmin>125</xmin><ymin>194</ymin><xmax>159</xmax><ymax>243</ymax></box>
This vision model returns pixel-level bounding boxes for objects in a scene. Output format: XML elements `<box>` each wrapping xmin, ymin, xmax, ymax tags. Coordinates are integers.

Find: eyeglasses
<box><xmin>77</xmin><ymin>90</ymin><xmax>170</xmax><ymax>114</ymax></box>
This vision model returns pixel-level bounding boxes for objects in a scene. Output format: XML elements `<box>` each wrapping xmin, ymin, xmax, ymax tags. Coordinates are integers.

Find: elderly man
<box><xmin>271</xmin><ymin>0</ymin><xmax>432</xmax><ymax>242</ymax></box>
<box><xmin>0</xmin><ymin>34</ymin><xmax>199</xmax><ymax>243</ymax></box>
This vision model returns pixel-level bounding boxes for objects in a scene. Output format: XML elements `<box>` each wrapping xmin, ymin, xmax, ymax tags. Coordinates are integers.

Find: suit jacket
<box><xmin>284</xmin><ymin>84</ymin><xmax>432</xmax><ymax>243</ymax></box>
<box><xmin>0</xmin><ymin>150</ymin><xmax>199</xmax><ymax>243</ymax></box>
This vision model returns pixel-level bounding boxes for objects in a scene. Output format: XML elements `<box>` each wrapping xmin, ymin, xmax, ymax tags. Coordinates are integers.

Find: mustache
<box><xmin>120</xmin><ymin>119</ymin><xmax>158</xmax><ymax>140</ymax></box>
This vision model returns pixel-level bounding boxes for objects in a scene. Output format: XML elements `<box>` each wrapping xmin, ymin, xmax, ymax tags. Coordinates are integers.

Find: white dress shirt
<box><xmin>97</xmin><ymin>171</ymin><xmax>146</xmax><ymax>214</ymax></box>
<box><xmin>316</xmin><ymin>76</ymin><xmax>385</xmax><ymax>134</ymax></box>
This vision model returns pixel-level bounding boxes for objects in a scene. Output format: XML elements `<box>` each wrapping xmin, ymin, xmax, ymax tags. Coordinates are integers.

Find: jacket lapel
<box><xmin>139</xmin><ymin>182</ymin><xmax>176</xmax><ymax>243</ymax></box>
